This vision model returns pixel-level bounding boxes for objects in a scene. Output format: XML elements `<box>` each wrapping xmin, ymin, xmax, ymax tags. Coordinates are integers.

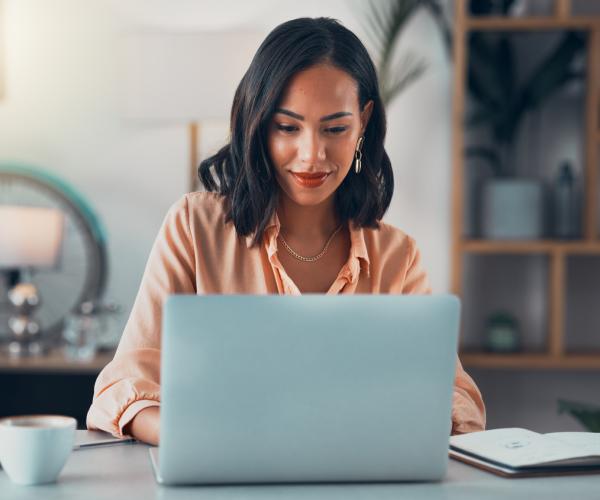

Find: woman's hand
<box><xmin>124</xmin><ymin>406</ymin><xmax>160</xmax><ymax>445</ymax></box>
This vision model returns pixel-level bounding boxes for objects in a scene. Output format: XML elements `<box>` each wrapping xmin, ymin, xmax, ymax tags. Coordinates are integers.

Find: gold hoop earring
<box><xmin>354</xmin><ymin>135</ymin><xmax>364</xmax><ymax>174</ymax></box>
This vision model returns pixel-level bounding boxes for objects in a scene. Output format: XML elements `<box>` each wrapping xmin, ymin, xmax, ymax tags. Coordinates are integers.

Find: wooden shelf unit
<box><xmin>460</xmin><ymin>353</ymin><xmax>600</xmax><ymax>370</ymax></box>
<box><xmin>451</xmin><ymin>0</ymin><xmax>600</xmax><ymax>369</ymax></box>
<box><xmin>0</xmin><ymin>349</ymin><xmax>114</xmax><ymax>374</ymax></box>
<box><xmin>462</xmin><ymin>240</ymin><xmax>600</xmax><ymax>255</ymax></box>
<box><xmin>466</xmin><ymin>16</ymin><xmax>598</xmax><ymax>31</ymax></box>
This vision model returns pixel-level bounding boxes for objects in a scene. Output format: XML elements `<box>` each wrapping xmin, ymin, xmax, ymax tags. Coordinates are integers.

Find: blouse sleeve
<box><xmin>402</xmin><ymin>237</ymin><xmax>486</xmax><ymax>435</ymax></box>
<box><xmin>86</xmin><ymin>195</ymin><xmax>196</xmax><ymax>437</ymax></box>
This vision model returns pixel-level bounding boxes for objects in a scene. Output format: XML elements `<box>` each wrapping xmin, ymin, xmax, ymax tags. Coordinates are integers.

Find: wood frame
<box><xmin>189</xmin><ymin>122</ymin><xmax>200</xmax><ymax>192</ymax></box>
<box><xmin>451</xmin><ymin>0</ymin><xmax>600</xmax><ymax>369</ymax></box>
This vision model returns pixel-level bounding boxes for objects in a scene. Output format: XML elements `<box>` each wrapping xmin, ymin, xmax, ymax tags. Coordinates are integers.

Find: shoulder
<box><xmin>362</xmin><ymin>221</ymin><xmax>430</xmax><ymax>294</ymax></box>
<box><xmin>168</xmin><ymin>191</ymin><xmax>239</xmax><ymax>247</ymax></box>
<box><xmin>184</xmin><ymin>191</ymin><xmax>228</xmax><ymax>217</ymax></box>
<box><xmin>166</xmin><ymin>191</ymin><xmax>229</xmax><ymax>226</ymax></box>
<box><xmin>159</xmin><ymin>192</ymin><xmax>232</xmax><ymax>245</ymax></box>
<box><xmin>362</xmin><ymin>220</ymin><xmax>419</xmax><ymax>260</ymax></box>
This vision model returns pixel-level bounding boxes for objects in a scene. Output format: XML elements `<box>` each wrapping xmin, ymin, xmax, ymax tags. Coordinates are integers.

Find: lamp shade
<box><xmin>0</xmin><ymin>206</ymin><xmax>64</xmax><ymax>269</ymax></box>
<box><xmin>121</xmin><ymin>30</ymin><xmax>264</xmax><ymax>123</ymax></box>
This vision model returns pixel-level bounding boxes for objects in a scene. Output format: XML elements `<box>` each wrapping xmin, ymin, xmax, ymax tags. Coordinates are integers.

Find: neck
<box><xmin>277</xmin><ymin>193</ymin><xmax>339</xmax><ymax>240</ymax></box>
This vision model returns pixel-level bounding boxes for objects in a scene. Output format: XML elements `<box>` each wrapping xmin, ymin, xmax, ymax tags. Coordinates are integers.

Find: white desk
<box><xmin>1</xmin><ymin>431</ymin><xmax>600</xmax><ymax>499</ymax></box>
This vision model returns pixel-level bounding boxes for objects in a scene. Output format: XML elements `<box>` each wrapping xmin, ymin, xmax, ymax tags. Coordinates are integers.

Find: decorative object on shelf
<box><xmin>0</xmin><ymin>206</ymin><xmax>65</xmax><ymax>356</ymax></box>
<box><xmin>62</xmin><ymin>299</ymin><xmax>121</xmax><ymax>361</ymax></box>
<box><xmin>62</xmin><ymin>301</ymin><xmax>101</xmax><ymax>362</ymax></box>
<box><xmin>7</xmin><ymin>283</ymin><xmax>43</xmax><ymax>356</ymax></box>
<box><xmin>558</xmin><ymin>399</ymin><xmax>600</xmax><ymax>432</ymax></box>
<box><xmin>0</xmin><ymin>163</ymin><xmax>108</xmax><ymax>346</ymax></box>
<box><xmin>483</xmin><ymin>311</ymin><xmax>521</xmax><ymax>353</ymax></box>
<box><xmin>481</xmin><ymin>178</ymin><xmax>544</xmax><ymax>239</ymax></box>
<box><xmin>552</xmin><ymin>160</ymin><xmax>581</xmax><ymax>239</ymax></box>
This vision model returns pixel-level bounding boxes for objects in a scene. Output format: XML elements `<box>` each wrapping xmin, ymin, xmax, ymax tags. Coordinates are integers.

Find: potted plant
<box><xmin>463</xmin><ymin>4</ymin><xmax>585</xmax><ymax>239</ymax></box>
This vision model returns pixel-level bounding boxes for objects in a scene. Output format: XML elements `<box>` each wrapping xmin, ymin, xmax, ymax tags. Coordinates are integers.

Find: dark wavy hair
<box><xmin>198</xmin><ymin>17</ymin><xmax>394</xmax><ymax>245</ymax></box>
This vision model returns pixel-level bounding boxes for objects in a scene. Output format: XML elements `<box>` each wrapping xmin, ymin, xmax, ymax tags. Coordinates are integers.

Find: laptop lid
<box><xmin>158</xmin><ymin>294</ymin><xmax>460</xmax><ymax>485</ymax></box>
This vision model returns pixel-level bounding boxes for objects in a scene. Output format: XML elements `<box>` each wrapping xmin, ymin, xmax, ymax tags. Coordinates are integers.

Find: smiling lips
<box><xmin>290</xmin><ymin>171</ymin><xmax>330</xmax><ymax>188</ymax></box>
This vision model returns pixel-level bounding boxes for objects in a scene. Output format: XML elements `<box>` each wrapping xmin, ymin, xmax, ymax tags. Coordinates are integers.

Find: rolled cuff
<box><xmin>451</xmin><ymin>386</ymin><xmax>486</xmax><ymax>435</ymax></box>
<box><xmin>118</xmin><ymin>399</ymin><xmax>161</xmax><ymax>438</ymax></box>
<box><xmin>86</xmin><ymin>348</ymin><xmax>161</xmax><ymax>438</ymax></box>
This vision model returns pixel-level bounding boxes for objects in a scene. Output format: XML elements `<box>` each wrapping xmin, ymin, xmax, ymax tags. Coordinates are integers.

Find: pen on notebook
<box><xmin>74</xmin><ymin>436</ymin><xmax>136</xmax><ymax>450</ymax></box>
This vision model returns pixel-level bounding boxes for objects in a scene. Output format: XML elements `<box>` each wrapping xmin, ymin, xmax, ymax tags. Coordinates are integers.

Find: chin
<box><xmin>293</xmin><ymin>193</ymin><xmax>334</xmax><ymax>207</ymax></box>
<box><xmin>282</xmin><ymin>187</ymin><xmax>336</xmax><ymax>208</ymax></box>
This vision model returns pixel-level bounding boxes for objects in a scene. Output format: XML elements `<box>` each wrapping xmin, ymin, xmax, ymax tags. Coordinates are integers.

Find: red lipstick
<box><xmin>290</xmin><ymin>172</ymin><xmax>330</xmax><ymax>188</ymax></box>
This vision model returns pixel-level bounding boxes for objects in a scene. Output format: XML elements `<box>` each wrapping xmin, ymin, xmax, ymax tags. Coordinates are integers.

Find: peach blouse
<box><xmin>87</xmin><ymin>192</ymin><xmax>485</xmax><ymax>437</ymax></box>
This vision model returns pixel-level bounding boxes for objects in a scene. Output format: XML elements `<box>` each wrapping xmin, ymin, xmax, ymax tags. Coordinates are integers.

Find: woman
<box><xmin>87</xmin><ymin>17</ymin><xmax>485</xmax><ymax>446</ymax></box>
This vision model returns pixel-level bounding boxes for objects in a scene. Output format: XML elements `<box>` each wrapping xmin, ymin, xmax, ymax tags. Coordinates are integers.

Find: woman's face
<box><xmin>267</xmin><ymin>63</ymin><xmax>373</xmax><ymax>208</ymax></box>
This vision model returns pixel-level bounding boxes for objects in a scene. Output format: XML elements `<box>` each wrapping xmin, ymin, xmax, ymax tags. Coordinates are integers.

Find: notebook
<box><xmin>450</xmin><ymin>428</ymin><xmax>600</xmax><ymax>477</ymax></box>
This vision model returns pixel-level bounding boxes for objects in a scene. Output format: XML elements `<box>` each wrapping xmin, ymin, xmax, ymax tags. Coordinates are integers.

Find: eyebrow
<box><xmin>274</xmin><ymin>108</ymin><xmax>353</xmax><ymax>122</ymax></box>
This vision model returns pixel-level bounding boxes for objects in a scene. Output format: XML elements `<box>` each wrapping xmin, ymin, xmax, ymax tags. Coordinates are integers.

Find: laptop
<box><xmin>149</xmin><ymin>294</ymin><xmax>460</xmax><ymax>485</ymax></box>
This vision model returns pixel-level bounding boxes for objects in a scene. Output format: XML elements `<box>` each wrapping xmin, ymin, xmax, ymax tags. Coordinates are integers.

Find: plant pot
<box><xmin>481</xmin><ymin>179</ymin><xmax>544</xmax><ymax>240</ymax></box>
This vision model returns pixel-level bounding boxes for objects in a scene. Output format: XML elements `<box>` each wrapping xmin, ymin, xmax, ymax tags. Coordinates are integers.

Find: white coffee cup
<box><xmin>0</xmin><ymin>415</ymin><xmax>76</xmax><ymax>485</ymax></box>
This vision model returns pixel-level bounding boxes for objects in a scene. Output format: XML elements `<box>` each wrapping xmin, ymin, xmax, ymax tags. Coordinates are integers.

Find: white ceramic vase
<box><xmin>481</xmin><ymin>179</ymin><xmax>544</xmax><ymax>240</ymax></box>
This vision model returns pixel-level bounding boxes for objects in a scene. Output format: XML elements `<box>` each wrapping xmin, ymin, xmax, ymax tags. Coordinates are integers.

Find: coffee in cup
<box><xmin>0</xmin><ymin>415</ymin><xmax>76</xmax><ymax>485</ymax></box>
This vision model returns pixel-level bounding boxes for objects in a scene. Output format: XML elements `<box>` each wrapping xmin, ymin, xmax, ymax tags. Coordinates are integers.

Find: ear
<box><xmin>360</xmin><ymin>100</ymin><xmax>374</xmax><ymax>135</ymax></box>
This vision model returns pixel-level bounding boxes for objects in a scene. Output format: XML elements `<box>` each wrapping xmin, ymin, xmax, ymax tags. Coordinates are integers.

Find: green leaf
<box><xmin>466</xmin><ymin>108</ymin><xmax>500</xmax><ymax>128</ymax></box>
<box><xmin>497</xmin><ymin>36</ymin><xmax>515</xmax><ymax>103</ymax></box>
<box><xmin>500</xmin><ymin>31</ymin><xmax>585</xmax><ymax>145</ymax></box>
<box><xmin>521</xmin><ymin>32</ymin><xmax>585</xmax><ymax>110</ymax></box>
<box><xmin>465</xmin><ymin>146</ymin><xmax>502</xmax><ymax>177</ymax></box>
<box><xmin>468</xmin><ymin>33</ymin><xmax>506</xmax><ymax>110</ymax></box>
<box><xmin>558</xmin><ymin>399</ymin><xmax>600</xmax><ymax>433</ymax></box>
<box><xmin>421</xmin><ymin>0</ymin><xmax>453</xmax><ymax>57</ymax></box>
<box><xmin>361</xmin><ymin>0</ymin><xmax>426</xmax><ymax>107</ymax></box>
<box><xmin>383</xmin><ymin>56</ymin><xmax>427</xmax><ymax>104</ymax></box>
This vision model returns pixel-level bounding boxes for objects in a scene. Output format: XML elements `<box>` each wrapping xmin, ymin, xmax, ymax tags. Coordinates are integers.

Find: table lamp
<box><xmin>0</xmin><ymin>205</ymin><xmax>65</xmax><ymax>356</ymax></box>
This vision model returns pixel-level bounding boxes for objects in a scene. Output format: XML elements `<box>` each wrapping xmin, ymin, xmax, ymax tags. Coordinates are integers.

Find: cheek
<box><xmin>330</xmin><ymin>138</ymin><xmax>357</xmax><ymax>171</ymax></box>
<box><xmin>268</xmin><ymin>135</ymin><xmax>295</xmax><ymax>169</ymax></box>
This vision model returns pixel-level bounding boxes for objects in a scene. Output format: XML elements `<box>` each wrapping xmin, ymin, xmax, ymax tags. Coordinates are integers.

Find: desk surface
<box><xmin>2</xmin><ymin>431</ymin><xmax>600</xmax><ymax>500</ymax></box>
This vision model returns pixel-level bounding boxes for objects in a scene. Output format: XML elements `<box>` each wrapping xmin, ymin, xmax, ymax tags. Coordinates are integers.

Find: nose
<box><xmin>299</xmin><ymin>131</ymin><xmax>326</xmax><ymax>164</ymax></box>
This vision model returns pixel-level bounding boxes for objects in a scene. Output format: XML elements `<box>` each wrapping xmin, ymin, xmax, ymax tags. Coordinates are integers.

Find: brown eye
<box><xmin>276</xmin><ymin>124</ymin><xmax>298</xmax><ymax>133</ymax></box>
<box><xmin>325</xmin><ymin>126</ymin><xmax>347</xmax><ymax>134</ymax></box>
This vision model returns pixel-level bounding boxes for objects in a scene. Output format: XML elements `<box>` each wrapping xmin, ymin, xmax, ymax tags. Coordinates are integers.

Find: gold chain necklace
<box><xmin>278</xmin><ymin>224</ymin><xmax>343</xmax><ymax>263</ymax></box>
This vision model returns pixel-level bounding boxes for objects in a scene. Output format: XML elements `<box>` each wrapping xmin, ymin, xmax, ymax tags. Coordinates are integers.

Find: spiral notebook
<box><xmin>449</xmin><ymin>428</ymin><xmax>600</xmax><ymax>478</ymax></box>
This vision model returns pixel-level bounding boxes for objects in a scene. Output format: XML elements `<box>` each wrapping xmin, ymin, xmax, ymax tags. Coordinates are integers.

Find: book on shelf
<box><xmin>449</xmin><ymin>428</ymin><xmax>600</xmax><ymax>478</ymax></box>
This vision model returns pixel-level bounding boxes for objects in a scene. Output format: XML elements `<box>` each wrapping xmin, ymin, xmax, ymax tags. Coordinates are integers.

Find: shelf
<box><xmin>0</xmin><ymin>349</ymin><xmax>115</xmax><ymax>374</ymax></box>
<box><xmin>452</xmin><ymin>2</ymin><xmax>600</xmax><ymax>374</ymax></box>
<box><xmin>460</xmin><ymin>352</ymin><xmax>600</xmax><ymax>370</ymax></box>
<box><xmin>461</xmin><ymin>240</ymin><xmax>600</xmax><ymax>255</ymax></box>
<box><xmin>466</xmin><ymin>16</ymin><xmax>598</xmax><ymax>31</ymax></box>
